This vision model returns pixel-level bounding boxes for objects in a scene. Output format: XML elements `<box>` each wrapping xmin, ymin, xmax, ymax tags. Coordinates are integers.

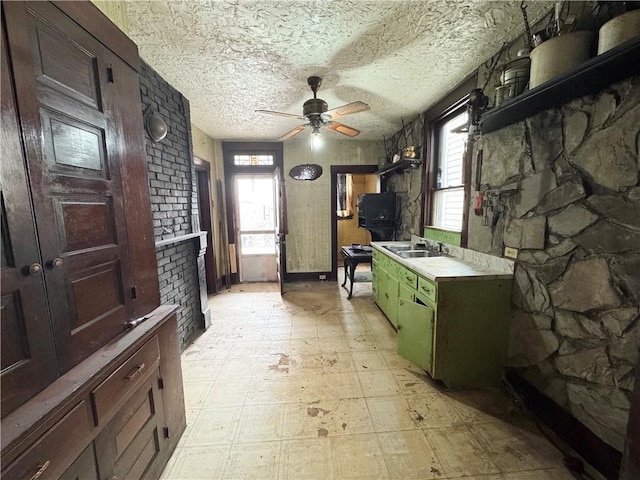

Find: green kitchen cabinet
<box><xmin>377</xmin><ymin>265</ymin><xmax>399</xmax><ymax>328</ymax></box>
<box><xmin>397</xmin><ymin>292</ymin><xmax>434</xmax><ymax>373</ymax></box>
<box><xmin>373</xmin><ymin>246</ymin><xmax>512</xmax><ymax>388</ymax></box>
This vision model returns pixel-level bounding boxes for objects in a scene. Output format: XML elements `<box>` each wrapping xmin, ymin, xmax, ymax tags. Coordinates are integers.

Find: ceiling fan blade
<box><xmin>256</xmin><ymin>109</ymin><xmax>306</xmax><ymax>120</ymax></box>
<box><xmin>324</xmin><ymin>101</ymin><xmax>370</xmax><ymax>119</ymax></box>
<box><xmin>327</xmin><ymin>121</ymin><xmax>361</xmax><ymax>137</ymax></box>
<box><xmin>278</xmin><ymin>125</ymin><xmax>307</xmax><ymax>141</ymax></box>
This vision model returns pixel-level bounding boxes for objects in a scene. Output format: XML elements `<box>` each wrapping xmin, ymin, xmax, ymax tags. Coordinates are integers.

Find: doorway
<box><xmin>234</xmin><ymin>174</ymin><xmax>278</xmax><ymax>282</ymax></box>
<box><xmin>195</xmin><ymin>158</ymin><xmax>218</xmax><ymax>294</ymax></box>
<box><xmin>330</xmin><ymin>165</ymin><xmax>379</xmax><ymax>279</ymax></box>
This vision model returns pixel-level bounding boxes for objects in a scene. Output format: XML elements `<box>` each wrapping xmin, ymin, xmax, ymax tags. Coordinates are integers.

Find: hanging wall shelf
<box><xmin>376</xmin><ymin>158</ymin><xmax>422</xmax><ymax>176</ymax></box>
<box><xmin>481</xmin><ymin>37</ymin><xmax>640</xmax><ymax>134</ymax></box>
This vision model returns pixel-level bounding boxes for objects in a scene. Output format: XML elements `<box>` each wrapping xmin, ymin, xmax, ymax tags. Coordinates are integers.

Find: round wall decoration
<box><xmin>145</xmin><ymin>111</ymin><xmax>168</xmax><ymax>142</ymax></box>
<box><xmin>289</xmin><ymin>164</ymin><xmax>323</xmax><ymax>181</ymax></box>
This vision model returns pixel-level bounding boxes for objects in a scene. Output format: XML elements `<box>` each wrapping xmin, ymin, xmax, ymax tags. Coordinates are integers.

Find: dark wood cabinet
<box><xmin>1</xmin><ymin>2</ymin><xmax>184</xmax><ymax>479</ymax></box>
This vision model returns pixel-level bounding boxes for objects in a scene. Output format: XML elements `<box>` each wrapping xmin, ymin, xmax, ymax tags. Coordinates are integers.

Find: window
<box><xmin>432</xmin><ymin>109</ymin><xmax>468</xmax><ymax>231</ymax></box>
<box><xmin>233</xmin><ymin>154</ymin><xmax>274</xmax><ymax>166</ymax></box>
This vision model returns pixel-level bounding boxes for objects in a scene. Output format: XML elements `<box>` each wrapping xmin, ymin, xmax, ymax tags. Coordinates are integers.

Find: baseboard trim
<box><xmin>504</xmin><ymin>369</ymin><xmax>622</xmax><ymax>479</ymax></box>
<box><xmin>285</xmin><ymin>271</ymin><xmax>335</xmax><ymax>282</ymax></box>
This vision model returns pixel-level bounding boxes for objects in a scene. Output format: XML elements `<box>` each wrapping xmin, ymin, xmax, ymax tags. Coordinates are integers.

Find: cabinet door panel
<box><xmin>397</xmin><ymin>297</ymin><xmax>434</xmax><ymax>374</ymax></box>
<box><xmin>4</xmin><ymin>1</ymin><xmax>133</xmax><ymax>372</ymax></box>
<box><xmin>60</xmin><ymin>445</ymin><xmax>99</xmax><ymax>480</ymax></box>
<box><xmin>0</xmin><ymin>20</ymin><xmax>58</xmax><ymax>417</ymax></box>
<box><xmin>95</xmin><ymin>371</ymin><xmax>167</xmax><ymax>480</ymax></box>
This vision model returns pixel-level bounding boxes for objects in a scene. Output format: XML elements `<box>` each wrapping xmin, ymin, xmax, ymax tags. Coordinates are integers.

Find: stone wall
<box><xmin>140</xmin><ymin>60</ymin><xmax>204</xmax><ymax>350</ymax></box>
<box><xmin>468</xmin><ymin>75</ymin><xmax>640</xmax><ymax>451</ymax></box>
<box><xmin>383</xmin><ymin>115</ymin><xmax>425</xmax><ymax>240</ymax></box>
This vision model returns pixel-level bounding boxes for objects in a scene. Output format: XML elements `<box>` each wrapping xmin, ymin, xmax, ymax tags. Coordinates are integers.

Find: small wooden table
<box><xmin>341</xmin><ymin>245</ymin><xmax>373</xmax><ymax>299</ymax></box>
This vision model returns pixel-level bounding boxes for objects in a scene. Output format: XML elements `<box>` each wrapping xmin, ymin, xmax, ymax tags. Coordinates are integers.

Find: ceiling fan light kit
<box><xmin>257</xmin><ymin>76</ymin><xmax>370</xmax><ymax>142</ymax></box>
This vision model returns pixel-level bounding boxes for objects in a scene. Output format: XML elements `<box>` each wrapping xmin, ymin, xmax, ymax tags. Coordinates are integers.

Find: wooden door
<box><xmin>4</xmin><ymin>2</ymin><xmax>134</xmax><ymax>372</ymax></box>
<box><xmin>195</xmin><ymin>160</ymin><xmax>217</xmax><ymax>294</ymax></box>
<box><xmin>0</xmin><ymin>20</ymin><xmax>58</xmax><ymax>417</ymax></box>
<box><xmin>274</xmin><ymin>168</ymin><xmax>287</xmax><ymax>294</ymax></box>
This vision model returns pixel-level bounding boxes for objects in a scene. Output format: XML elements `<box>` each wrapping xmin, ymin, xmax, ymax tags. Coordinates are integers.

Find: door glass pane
<box><xmin>237</xmin><ymin>177</ymin><xmax>275</xmax><ymax>230</ymax></box>
<box><xmin>240</xmin><ymin>233</ymin><xmax>275</xmax><ymax>255</ymax></box>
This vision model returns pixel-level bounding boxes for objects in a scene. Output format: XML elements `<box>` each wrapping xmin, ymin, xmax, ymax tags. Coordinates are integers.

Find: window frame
<box><xmin>421</xmin><ymin>75</ymin><xmax>477</xmax><ymax>248</ymax></box>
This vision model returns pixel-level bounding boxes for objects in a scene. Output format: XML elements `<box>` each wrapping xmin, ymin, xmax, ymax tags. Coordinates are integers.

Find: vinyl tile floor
<box><xmin>161</xmin><ymin>274</ymin><xmax>574</xmax><ymax>480</ymax></box>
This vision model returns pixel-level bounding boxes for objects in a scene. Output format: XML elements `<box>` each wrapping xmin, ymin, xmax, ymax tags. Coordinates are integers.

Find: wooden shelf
<box><xmin>481</xmin><ymin>37</ymin><xmax>640</xmax><ymax>134</ymax></box>
<box><xmin>377</xmin><ymin>158</ymin><xmax>422</xmax><ymax>176</ymax></box>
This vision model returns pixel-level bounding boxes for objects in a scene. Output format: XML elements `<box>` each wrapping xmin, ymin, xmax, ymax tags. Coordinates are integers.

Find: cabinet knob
<box><xmin>47</xmin><ymin>257</ymin><xmax>64</xmax><ymax>269</ymax></box>
<box><xmin>27</xmin><ymin>263</ymin><xmax>43</xmax><ymax>275</ymax></box>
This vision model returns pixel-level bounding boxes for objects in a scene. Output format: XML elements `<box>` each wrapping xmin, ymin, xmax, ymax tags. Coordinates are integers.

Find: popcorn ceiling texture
<box><xmin>124</xmin><ymin>0</ymin><xmax>550</xmax><ymax>141</ymax></box>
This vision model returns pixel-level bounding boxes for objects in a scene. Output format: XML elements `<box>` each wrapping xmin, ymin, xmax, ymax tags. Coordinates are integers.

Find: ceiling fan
<box><xmin>256</xmin><ymin>76</ymin><xmax>370</xmax><ymax>141</ymax></box>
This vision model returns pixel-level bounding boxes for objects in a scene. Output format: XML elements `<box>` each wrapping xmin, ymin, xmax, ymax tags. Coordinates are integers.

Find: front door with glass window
<box><xmin>235</xmin><ymin>175</ymin><xmax>278</xmax><ymax>282</ymax></box>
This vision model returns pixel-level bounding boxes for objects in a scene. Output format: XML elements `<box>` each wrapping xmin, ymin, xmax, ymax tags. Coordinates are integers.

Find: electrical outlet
<box><xmin>319</xmin><ymin>274</ymin><xmax>327</xmax><ymax>280</ymax></box>
<box><xmin>504</xmin><ymin>247</ymin><xmax>518</xmax><ymax>259</ymax></box>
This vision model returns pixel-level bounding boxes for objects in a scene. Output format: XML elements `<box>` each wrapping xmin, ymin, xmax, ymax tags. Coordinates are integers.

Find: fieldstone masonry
<box><xmin>469</xmin><ymin>75</ymin><xmax>640</xmax><ymax>452</ymax></box>
<box><xmin>140</xmin><ymin>61</ymin><xmax>203</xmax><ymax>350</ymax></box>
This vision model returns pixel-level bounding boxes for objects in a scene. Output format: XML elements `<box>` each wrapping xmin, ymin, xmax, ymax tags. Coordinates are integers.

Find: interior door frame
<box><xmin>330</xmin><ymin>165</ymin><xmax>379</xmax><ymax>280</ymax></box>
<box><xmin>194</xmin><ymin>157</ymin><xmax>218</xmax><ymax>294</ymax></box>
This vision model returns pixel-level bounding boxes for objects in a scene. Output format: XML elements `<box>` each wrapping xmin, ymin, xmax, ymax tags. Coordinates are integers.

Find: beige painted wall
<box><xmin>284</xmin><ymin>139</ymin><xmax>384</xmax><ymax>273</ymax></box>
<box><xmin>192</xmin><ymin>126</ymin><xmax>226</xmax><ymax>282</ymax></box>
<box><xmin>91</xmin><ymin>0</ymin><xmax>129</xmax><ymax>34</ymax></box>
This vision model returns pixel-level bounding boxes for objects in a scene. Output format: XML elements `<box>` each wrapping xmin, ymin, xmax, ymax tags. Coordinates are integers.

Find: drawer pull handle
<box><xmin>124</xmin><ymin>363</ymin><xmax>146</xmax><ymax>382</ymax></box>
<box><xmin>29</xmin><ymin>460</ymin><xmax>50</xmax><ymax>480</ymax></box>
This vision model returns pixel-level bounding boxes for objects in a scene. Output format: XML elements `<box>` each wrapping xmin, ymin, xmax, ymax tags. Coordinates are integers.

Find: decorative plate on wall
<box><xmin>289</xmin><ymin>164</ymin><xmax>323</xmax><ymax>181</ymax></box>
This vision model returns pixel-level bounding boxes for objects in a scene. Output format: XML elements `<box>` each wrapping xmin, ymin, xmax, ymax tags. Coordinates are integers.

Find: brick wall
<box><xmin>139</xmin><ymin>60</ymin><xmax>203</xmax><ymax>350</ymax></box>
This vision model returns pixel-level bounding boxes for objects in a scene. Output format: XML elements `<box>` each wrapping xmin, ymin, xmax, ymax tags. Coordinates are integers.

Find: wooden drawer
<box><xmin>3</xmin><ymin>401</ymin><xmax>92</xmax><ymax>480</ymax></box>
<box><xmin>417</xmin><ymin>276</ymin><xmax>437</xmax><ymax>303</ymax></box>
<box><xmin>397</xmin><ymin>266</ymin><xmax>418</xmax><ymax>289</ymax></box>
<box><xmin>91</xmin><ymin>336</ymin><xmax>160</xmax><ymax>425</ymax></box>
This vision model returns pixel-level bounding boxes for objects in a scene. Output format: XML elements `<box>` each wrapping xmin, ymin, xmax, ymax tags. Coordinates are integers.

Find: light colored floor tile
<box><xmin>161</xmin><ymin>445</ymin><xmax>230</xmax><ymax>479</ymax></box>
<box><xmin>236</xmin><ymin>404</ymin><xmax>284</xmax><ymax>443</ymax></box>
<box><xmin>223</xmin><ymin>440</ymin><xmax>281</xmax><ymax>480</ymax></box>
<box><xmin>291</xmin><ymin>324</ymin><xmax>318</xmax><ymax>339</ymax></box>
<box><xmin>181</xmin><ymin>359</ymin><xmax>222</xmax><ymax>383</ymax></box>
<box><xmin>470</xmin><ymin>421</ymin><xmax>566</xmax><ymax>472</ymax></box>
<box><xmin>204</xmin><ymin>376</ymin><xmax>252</xmax><ymax>407</ymax></box>
<box><xmin>279</xmin><ymin>438</ymin><xmax>334</xmax><ymax>479</ymax></box>
<box><xmin>347</xmin><ymin>334</ymin><xmax>380</xmax><ymax>351</ymax></box>
<box><xmin>352</xmin><ymin>351</ymin><xmax>389</xmax><ymax>371</ymax></box>
<box><xmin>366</xmin><ymin>396</ymin><xmax>418</xmax><ymax>432</ymax></box>
<box><xmin>184</xmin><ymin>406</ymin><xmax>242</xmax><ymax>446</ymax></box>
<box><xmin>282</xmin><ymin>398</ymin><xmax>374</xmax><ymax>438</ymax></box>
<box><xmin>182</xmin><ymin>381</ymin><xmax>212</xmax><ymax>409</ymax></box>
<box><xmin>424</xmin><ymin>425</ymin><xmax>500</xmax><ymax>478</ymax></box>
<box><xmin>406</xmin><ymin>393</ymin><xmax>463</xmax><ymax>429</ymax></box>
<box><xmin>329</xmin><ymin>433</ymin><xmax>390</xmax><ymax>480</ymax></box>
<box><xmin>391</xmin><ymin>368</ymin><xmax>440</xmax><ymax>395</ymax></box>
<box><xmin>166</xmin><ymin>284</ymin><xmax>567</xmax><ymax>480</ymax></box>
<box><xmin>358</xmin><ymin>370</ymin><xmax>401</xmax><ymax>397</ymax></box>
<box><xmin>377</xmin><ymin>430</ymin><xmax>444</xmax><ymax>480</ymax></box>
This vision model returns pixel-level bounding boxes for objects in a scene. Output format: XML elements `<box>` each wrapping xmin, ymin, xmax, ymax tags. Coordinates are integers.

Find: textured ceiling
<box><xmin>125</xmin><ymin>0</ymin><xmax>550</xmax><ymax>141</ymax></box>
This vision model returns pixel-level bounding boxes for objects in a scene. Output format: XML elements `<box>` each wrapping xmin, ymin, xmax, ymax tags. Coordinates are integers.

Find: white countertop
<box><xmin>371</xmin><ymin>241</ymin><xmax>514</xmax><ymax>282</ymax></box>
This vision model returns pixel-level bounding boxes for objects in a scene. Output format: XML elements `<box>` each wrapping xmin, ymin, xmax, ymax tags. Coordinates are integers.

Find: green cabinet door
<box><xmin>397</xmin><ymin>296</ymin><xmax>434</xmax><ymax>374</ymax></box>
<box><xmin>377</xmin><ymin>267</ymin><xmax>399</xmax><ymax>328</ymax></box>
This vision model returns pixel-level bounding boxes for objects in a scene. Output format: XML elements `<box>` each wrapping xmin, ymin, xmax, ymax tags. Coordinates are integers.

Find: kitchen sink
<box><xmin>384</xmin><ymin>245</ymin><xmax>413</xmax><ymax>253</ymax></box>
<box><xmin>397</xmin><ymin>250</ymin><xmax>443</xmax><ymax>258</ymax></box>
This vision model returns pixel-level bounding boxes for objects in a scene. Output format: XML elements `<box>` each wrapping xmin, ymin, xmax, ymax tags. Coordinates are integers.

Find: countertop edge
<box><xmin>371</xmin><ymin>241</ymin><xmax>514</xmax><ymax>282</ymax></box>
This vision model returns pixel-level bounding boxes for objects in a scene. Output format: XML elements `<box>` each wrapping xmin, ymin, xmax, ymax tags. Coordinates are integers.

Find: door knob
<box><xmin>47</xmin><ymin>257</ymin><xmax>64</xmax><ymax>269</ymax></box>
<box><xmin>27</xmin><ymin>263</ymin><xmax>43</xmax><ymax>275</ymax></box>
